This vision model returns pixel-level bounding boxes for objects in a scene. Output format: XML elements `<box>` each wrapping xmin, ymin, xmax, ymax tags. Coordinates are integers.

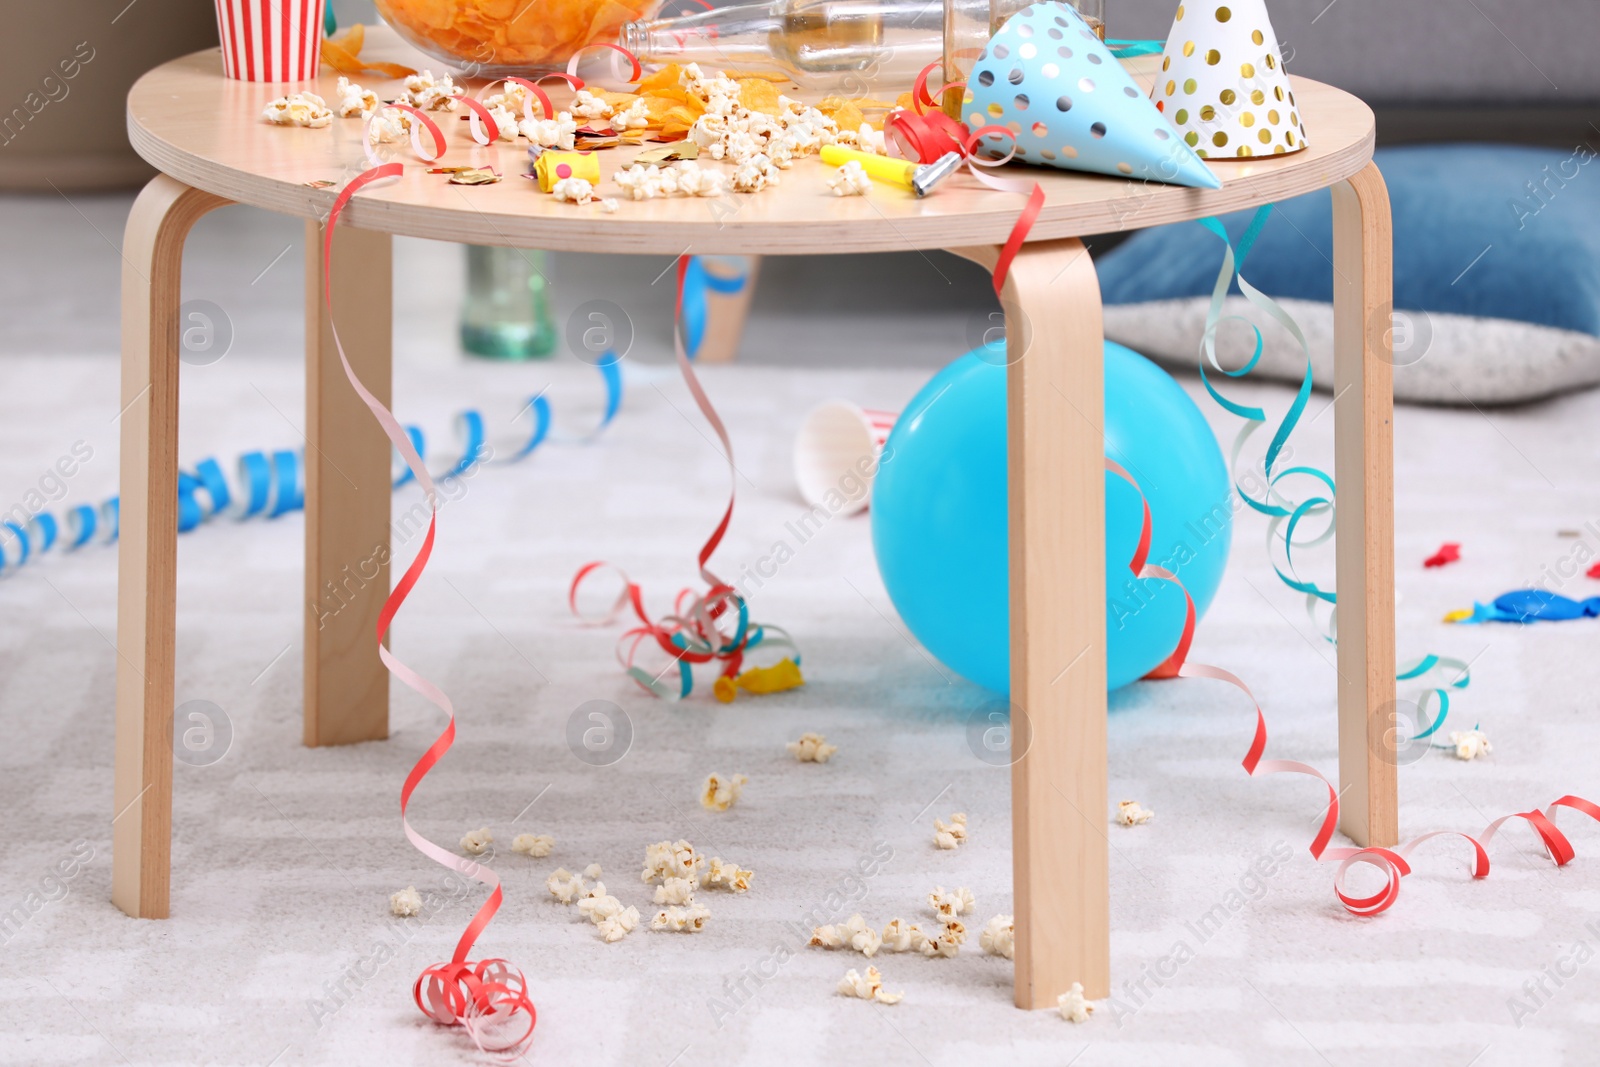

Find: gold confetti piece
<box><xmin>573</xmin><ymin>132</ymin><xmax>622</xmax><ymax>150</ymax></box>
<box><xmin>633</xmin><ymin>142</ymin><xmax>699</xmax><ymax>165</ymax></box>
<box><xmin>427</xmin><ymin>165</ymin><xmax>476</xmax><ymax>173</ymax></box>
<box><xmin>447</xmin><ymin>168</ymin><xmax>502</xmax><ymax>185</ymax></box>
<box><xmin>303</xmin><ymin>179</ymin><xmax>336</xmax><ymax>188</ymax></box>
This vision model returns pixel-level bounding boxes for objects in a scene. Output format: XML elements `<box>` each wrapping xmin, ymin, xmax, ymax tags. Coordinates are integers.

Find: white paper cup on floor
<box><xmin>792</xmin><ymin>401</ymin><xmax>897</xmax><ymax>517</ymax></box>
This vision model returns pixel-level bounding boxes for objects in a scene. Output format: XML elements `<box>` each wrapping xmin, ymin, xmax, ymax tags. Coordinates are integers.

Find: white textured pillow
<box><xmin>1103</xmin><ymin>297</ymin><xmax>1600</xmax><ymax>407</ymax></box>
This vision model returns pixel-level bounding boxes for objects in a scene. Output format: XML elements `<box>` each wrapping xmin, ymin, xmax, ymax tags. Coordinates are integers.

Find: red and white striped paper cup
<box><xmin>214</xmin><ymin>0</ymin><xmax>325</xmax><ymax>82</ymax></box>
<box><xmin>793</xmin><ymin>401</ymin><xmax>898</xmax><ymax>516</ymax></box>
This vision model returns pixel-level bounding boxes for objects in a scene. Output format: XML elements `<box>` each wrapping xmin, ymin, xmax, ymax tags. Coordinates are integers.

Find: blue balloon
<box><xmin>871</xmin><ymin>342</ymin><xmax>1232</xmax><ymax>693</ymax></box>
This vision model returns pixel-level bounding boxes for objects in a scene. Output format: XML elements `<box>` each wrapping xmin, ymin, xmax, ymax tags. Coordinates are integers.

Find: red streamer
<box><xmin>885</xmin><ymin>62</ymin><xmax>1046</xmax><ymax>295</ymax></box>
<box><xmin>570</xmin><ymin>256</ymin><xmax>794</xmax><ymax>698</ymax></box>
<box><xmin>1108</xmin><ymin>460</ymin><xmax>1600</xmax><ymax>915</ymax></box>
<box><xmin>324</xmin><ymin>150</ymin><xmax>535</xmax><ymax>1054</ymax></box>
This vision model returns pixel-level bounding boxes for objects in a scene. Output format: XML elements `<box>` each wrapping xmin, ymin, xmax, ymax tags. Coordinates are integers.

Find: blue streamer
<box><xmin>1</xmin><ymin>362</ymin><xmax>625</xmax><ymax>575</ymax></box>
<box><xmin>66</xmin><ymin>504</ymin><xmax>96</xmax><ymax>549</ymax></box>
<box><xmin>1198</xmin><ymin>207</ymin><xmax>1472</xmax><ymax>744</ymax></box>
<box><xmin>681</xmin><ymin>256</ymin><xmax>750</xmax><ymax>361</ymax></box>
<box><xmin>29</xmin><ymin>512</ymin><xmax>58</xmax><ymax>553</ymax></box>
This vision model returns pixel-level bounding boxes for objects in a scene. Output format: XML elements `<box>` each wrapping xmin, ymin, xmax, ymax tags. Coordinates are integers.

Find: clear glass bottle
<box><xmin>460</xmin><ymin>246</ymin><xmax>557</xmax><ymax>360</ymax></box>
<box><xmin>621</xmin><ymin>0</ymin><xmax>948</xmax><ymax>93</ymax></box>
<box><xmin>943</xmin><ymin>0</ymin><xmax>1105</xmax><ymax>116</ymax></box>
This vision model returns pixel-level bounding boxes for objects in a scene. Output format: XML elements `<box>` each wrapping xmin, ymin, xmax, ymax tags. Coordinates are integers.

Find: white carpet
<box><xmin>3</xmin><ymin>336</ymin><xmax>1600</xmax><ymax>1067</ymax></box>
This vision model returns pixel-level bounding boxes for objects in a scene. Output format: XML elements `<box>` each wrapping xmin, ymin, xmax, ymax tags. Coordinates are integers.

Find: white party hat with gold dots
<box><xmin>1151</xmin><ymin>0</ymin><xmax>1308</xmax><ymax>160</ymax></box>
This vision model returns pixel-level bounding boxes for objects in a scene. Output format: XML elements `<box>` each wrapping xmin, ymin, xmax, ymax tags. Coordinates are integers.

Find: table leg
<box><xmin>693</xmin><ymin>255</ymin><xmax>760</xmax><ymax>363</ymax></box>
<box><xmin>113</xmin><ymin>175</ymin><xmax>228</xmax><ymax>919</ymax></box>
<box><xmin>952</xmin><ymin>241</ymin><xmax>1111</xmax><ymax>1007</ymax></box>
<box><xmin>303</xmin><ymin>221</ymin><xmax>392</xmax><ymax>748</ymax></box>
<box><xmin>1331</xmin><ymin>161</ymin><xmax>1398</xmax><ymax>848</ymax></box>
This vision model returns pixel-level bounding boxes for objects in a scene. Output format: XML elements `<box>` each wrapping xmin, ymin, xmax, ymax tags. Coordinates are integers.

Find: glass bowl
<box><xmin>375</xmin><ymin>0</ymin><xmax>661</xmax><ymax>77</ymax></box>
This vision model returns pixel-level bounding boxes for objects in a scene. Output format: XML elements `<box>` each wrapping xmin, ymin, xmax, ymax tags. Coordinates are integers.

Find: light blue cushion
<box><xmin>1099</xmin><ymin>144</ymin><xmax>1600</xmax><ymax>336</ymax></box>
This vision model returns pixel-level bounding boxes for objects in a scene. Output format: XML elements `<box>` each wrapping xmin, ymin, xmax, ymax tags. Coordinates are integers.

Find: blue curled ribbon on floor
<box><xmin>1198</xmin><ymin>206</ymin><xmax>1470</xmax><ymax>745</ymax></box>
<box><xmin>0</xmin><ymin>254</ymin><xmax>746</xmax><ymax>576</ymax></box>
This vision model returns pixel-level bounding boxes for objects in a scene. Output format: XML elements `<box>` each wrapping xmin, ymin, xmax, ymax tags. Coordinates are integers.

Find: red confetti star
<box><xmin>1424</xmin><ymin>543</ymin><xmax>1461</xmax><ymax>568</ymax></box>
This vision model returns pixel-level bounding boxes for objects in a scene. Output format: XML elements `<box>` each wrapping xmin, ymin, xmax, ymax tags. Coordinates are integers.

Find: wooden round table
<box><xmin>116</xmin><ymin>26</ymin><xmax>1398</xmax><ymax>1014</ymax></box>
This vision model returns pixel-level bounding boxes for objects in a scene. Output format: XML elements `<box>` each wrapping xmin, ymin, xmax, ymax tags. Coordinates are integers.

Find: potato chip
<box><xmin>718</xmin><ymin>70</ymin><xmax>790</xmax><ymax>82</ymax></box>
<box><xmin>634</xmin><ymin>63</ymin><xmax>684</xmax><ymax>95</ymax></box>
<box><xmin>320</xmin><ymin>24</ymin><xmax>417</xmax><ymax>79</ymax></box>
<box><xmin>374</xmin><ymin>0</ymin><xmax>653</xmax><ymax>71</ymax></box>
<box><xmin>828</xmin><ymin>101</ymin><xmax>864</xmax><ymax>132</ymax></box>
<box><xmin>642</xmin><ymin>96</ymin><xmax>680</xmax><ymax>122</ymax></box>
<box><xmin>592</xmin><ymin>89</ymin><xmax>641</xmax><ymax>109</ymax></box>
<box><xmin>737</xmin><ymin>78</ymin><xmax>781</xmax><ymax>116</ymax></box>
<box><xmin>661</xmin><ymin>104</ymin><xmax>698</xmax><ymax>127</ymax></box>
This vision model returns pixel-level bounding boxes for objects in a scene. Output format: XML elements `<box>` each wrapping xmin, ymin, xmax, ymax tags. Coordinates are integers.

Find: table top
<box><xmin>127</xmin><ymin>26</ymin><xmax>1376</xmax><ymax>255</ymax></box>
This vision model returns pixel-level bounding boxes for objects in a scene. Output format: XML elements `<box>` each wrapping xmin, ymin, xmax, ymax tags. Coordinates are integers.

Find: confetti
<box><xmin>1424</xmin><ymin>543</ymin><xmax>1462</xmax><ymax>568</ymax></box>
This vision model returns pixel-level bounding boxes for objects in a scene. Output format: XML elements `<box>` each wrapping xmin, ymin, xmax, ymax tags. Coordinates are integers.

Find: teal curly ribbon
<box><xmin>1198</xmin><ymin>207</ymin><xmax>1471</xmax><ymax>741</ymax></box>
<box><xmin>1107</xmin><ymin>39</ymin><xmax>1164</xmax><ymax>58</ymax></box>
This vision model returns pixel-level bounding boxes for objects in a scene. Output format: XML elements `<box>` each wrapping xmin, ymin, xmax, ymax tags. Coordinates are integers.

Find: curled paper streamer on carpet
<box><xmin>1108</xmin><ymin>459</ymin><xmax>1600</xmax><ymax>915</ymax></box>
<box><xmin>883</xmin><ymin>63</ymin><xmax>1045</xmax><ymax>296</ymax></box>
<box><xmin>324</xmin><ymin>149</ymin><xmax>535</xmax><ymax>1052</ymax></box>
<box><xmin>0</xmin><ymin>370</ymin><xmax>621</xmax><ymax>573</ymax></box>
<box><xmin>1196</xmin><ymin>205</ymin><xmax>1469</xmax><ymax>742</ymax></box>
<box><xmin>570</xmin><ymin>255</ymin><xmax>797</xmax><ymax>700</ymax></box>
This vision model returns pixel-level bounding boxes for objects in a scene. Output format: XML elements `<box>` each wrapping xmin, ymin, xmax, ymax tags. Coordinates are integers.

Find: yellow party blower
<box><xmin>819</xmin><ymin>145</ymin><xmax>965</xmax><ymax>197</ymax></box>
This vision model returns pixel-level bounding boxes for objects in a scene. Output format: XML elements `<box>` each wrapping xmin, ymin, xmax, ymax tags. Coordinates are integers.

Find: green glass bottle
<box><xmin>460</xmin><ymin>245</ymin><xmax>557</xmax><ymax>359</ymax></box>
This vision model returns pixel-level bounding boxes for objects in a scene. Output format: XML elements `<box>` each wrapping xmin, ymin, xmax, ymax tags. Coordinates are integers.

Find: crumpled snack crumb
<box><xmin>928</xmin><ymin>886</ymin><xmax>976</xmax><ymax>919</ymax></box>
<box><xmin>546</xmin><ymin>867</ymin><xmax>588</xmax><ymax>904</ymax></box>
<box><xmin>934</xmin><ymin>813</ymin><xmax>969</xmax><ymax>850</ymax></box>
<box><xmin>551</xmin><ymin>176</ymin><xmax>596</xmax><ymax>204</ymax></box>
<box><xmin>787</xmin><ymin>732</ymin><xmax>838</xmax><ymax>763</ymax></box>
<box><xmin>389</xmin><ymin>885</ymin><xmax>423</xmax><ymax>918</ymax></box>
<box><xmin>334</xmin><ymin>76</ymin><xmax>377</xmax><ymax>119</ymax></box>
<box><xmin>1058</xmin><ymin>981</ymin><xmax>1096</xmax><ymax>1023</ymax></box>
<box><xmin>827</xmin><ymin>160</ymin><xmax>872</xmax><ymax>197</ymax></box>
<box><xmin>642</xmin><ymin>840</ymin><xmax>704</xmax><ymax>885</ymax></box>
<box><xmin>262</xmin><ymin>91</ymin><xmax>332</xmax><ymax>128</ymax></box>
<box><xmin>880</xmin><ymin>918</ymin><xmax>921</xmax><ymax>953</ymax></box>
<box><xmin>979</xmin><ymin>915</ymin><xmax>1014</xmax><ymax>959</ymax></box>
<box><xmin>811</xmin><ymin>914</ymin><xmax>881</xmax><ymax>957</ymax></box>
<box><xmin>1450</xmin><ymin>729</ymin><xmax>1491</xmax><ymax>761</ymax></box>
<box><xmin>910</xmin><ymin>920</ymin><xmax>966</xmax><ymax>958</ymax></box>
<box><xmin>703</xmin><ymin>857</ymin><xmax>753</xmax><ymax>893</ymax></box>
<box><xmin>511</xmin><ymin>833</ymin><xmax>554</xmax><ymax>858</ymax></box>
<box><xmin>837</xmin><ymin>965</ymin><xmax>903</xmax><ymax>1004</ymax></box>
<box><xmin>654</xmin><ymin>876</ymin><xmax>697</xmax><ymax>906</ymax></box>
<box><xmin>460</xmin><ymin>827</ymin><xmax>493</xmax><ymax>855</ymax></box>
<box><xmin>700</xmin><ymin>772</ymin><xmax>749</xmax><ymax>812</ymax></box>
<box><xmin>401</xmin><ymin>69</ymin><xmax>461</xmax><ymax>112</ymax></box>
<box><xmin>1116</xmin><ymin>800</ymin><xmax>1155</xmax><ymax>827</ymax></box>
<box><xmin>575</xmin><ymin>882</ymin><xmax>640</xmax><ymax>942</ymax></box>
<box><xmin>651</xmin><ymin>903</ymin><xmax>711</xmax><ymax>932</ymax></box>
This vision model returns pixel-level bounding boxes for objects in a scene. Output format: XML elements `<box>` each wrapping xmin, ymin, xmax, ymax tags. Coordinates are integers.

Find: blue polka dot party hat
<box><xmin>963</xmin><ymin>1</ymin><xmax>1220</xmax><ymax>189</ymax></box>
<box><xmin>1152</xmin><ymin>0</ymin><xmax>1308</xmax><ymax>158</ymax></box>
